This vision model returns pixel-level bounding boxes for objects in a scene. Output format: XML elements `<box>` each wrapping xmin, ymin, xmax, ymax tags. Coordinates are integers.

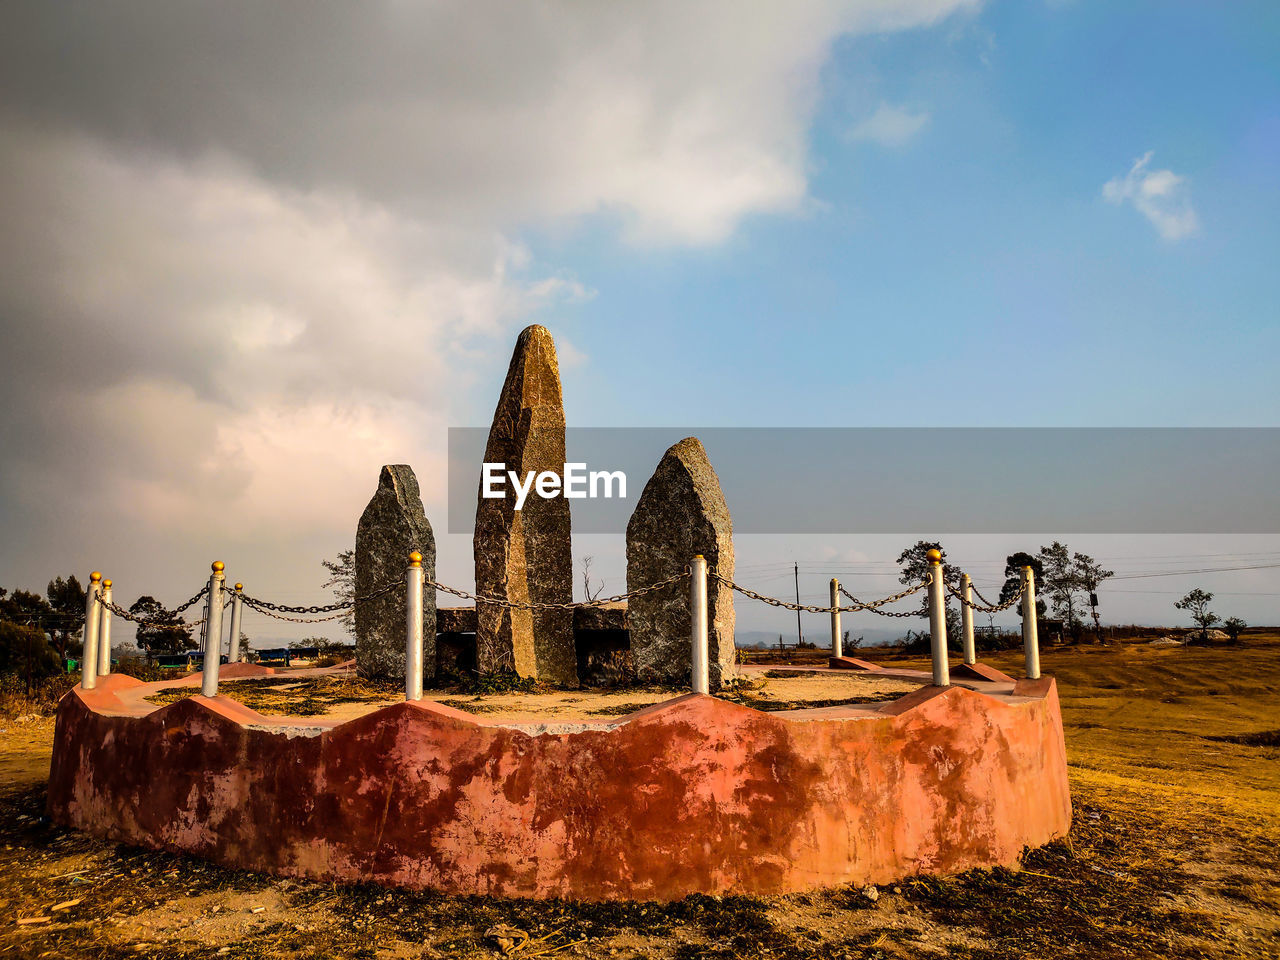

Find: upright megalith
<box><xmin>356</xmin><ymin>465</ymin><xmax>436</xmax><ymax>681</ymax></box>
<box><xmin>626</xmin><ymin>437</ymin><xmax>736</xmax><ymax>688</ymax></box>
<box><xmin>474</xmin><ymin>325</ymin><xmax>576</xmax><ymax>683</ymax></box>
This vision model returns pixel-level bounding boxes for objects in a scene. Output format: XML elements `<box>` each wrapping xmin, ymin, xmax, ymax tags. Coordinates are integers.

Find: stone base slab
<box><xmin>49</xmin><ymin>672</ymin><xmax>1071</xmax><ymax>901</ymax></box>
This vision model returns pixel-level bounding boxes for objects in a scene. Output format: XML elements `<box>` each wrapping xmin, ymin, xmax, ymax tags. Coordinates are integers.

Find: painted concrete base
<box><xmin>828</xmin><ymin>656</ymin><xmax>881</xmax><ymax>671</ymax></box>
<box><xmin>950</xmin><ymin>662</ymin><xmax>1015</xmax><ymax>684</ymax></box>
<box><xmin>48</xmin><ymin>673</ymin><xmax>1071</xmax><ymax>901</ymax></box>
<box><xmin>217</xmin><ymin>663</ymin><xmax>276</xmax><ymax>680</ymax></box>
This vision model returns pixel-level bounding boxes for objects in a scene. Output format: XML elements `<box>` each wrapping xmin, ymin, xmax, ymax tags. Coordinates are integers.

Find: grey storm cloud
<box><xmin>0</xmin><ymin>0</ymin><xmax>977</xmax><ymax>640</ymax></box>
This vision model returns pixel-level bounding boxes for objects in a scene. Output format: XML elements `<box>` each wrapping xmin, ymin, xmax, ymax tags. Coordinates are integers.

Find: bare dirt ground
<box><xmin>1</xmin><ymin>638</ymin><xmax>1278</xmax><ymax>959</ymax></box>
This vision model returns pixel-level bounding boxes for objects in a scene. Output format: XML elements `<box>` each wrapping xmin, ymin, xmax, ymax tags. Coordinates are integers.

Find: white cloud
<box><xmin>0</xmin><ymin>1</ymin><xmax>982</xmax><ymax>623</ymax></box>
<box><xmin>849</xmin><ymin>103</ymin><xmax>932</xmax><ymax>146</ymax></box>
<box><xmin>1102</xmin><ymin>151</ymin><xmax>1200</xmax><ymax>241</ymax></box>
<box><xmin>0</xmin><ymin>1</ymin><xmax>978</xmax><ymax>246</ymax></box>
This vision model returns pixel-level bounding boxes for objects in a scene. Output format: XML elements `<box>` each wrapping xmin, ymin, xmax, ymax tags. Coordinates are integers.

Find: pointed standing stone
<box><xmin>474</xmin><ymin>325</ymin><xmax>576</xmax><ymax>683</ymax></box>
<box><xmin>356</xmin><ymin>465</ymin><xmax>436</xmax><ymax>682</ymax></box>
<box><xmin>626</xmin><ymin>437</ymin><xmax>736</xmax><ymax>688</ymax></box>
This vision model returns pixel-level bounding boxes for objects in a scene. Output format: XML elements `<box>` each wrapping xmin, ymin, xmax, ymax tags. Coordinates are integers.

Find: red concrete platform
<box><xmin>950</xmin><ymin>662</ymin><xmax>1015</xmax><ymax>684</ymax></box>
<box><xmin>828</xmin><ymin>656</ymin><xmax>881</xmax><ymax>671</ymax></box>
<box><xmin>48</xmin><ymin>671</ymin><xmax>1071</xmax><ymax>901</ymax></box>
<box><xmin>216</xmin><ymin>662</ymin><xmax>276</xmax><ymax>680</ymax></box>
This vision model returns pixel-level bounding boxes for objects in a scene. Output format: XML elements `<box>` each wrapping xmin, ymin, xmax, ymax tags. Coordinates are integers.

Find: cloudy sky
<box><xmin>1</xmin><ymin>1</ymin><xmax>1278</xmax><ymax>646</ymax></box>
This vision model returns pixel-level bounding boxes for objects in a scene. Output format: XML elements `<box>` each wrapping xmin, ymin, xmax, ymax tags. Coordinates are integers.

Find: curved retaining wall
<box><xmin>48</xmin><ymin>674</ymin><xmax>1070</xmax><ymax>900</ymax></box>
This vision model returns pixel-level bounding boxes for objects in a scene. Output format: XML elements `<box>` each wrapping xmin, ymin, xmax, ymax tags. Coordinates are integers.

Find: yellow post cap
<box><xmin>409</xmin><ymin>551</ymin><xmax>422</xmax><ymax>566</ymax></box>
<box><xmin>234</xmin><ymin>583</ymin><xmax>243</xmax><ymax>591</ymax></box>
<box><xmin>90</xmin><ymin>571</ymin><xmax>102</xmax><ymax>582</ymax></box>
<box><xmin>102</xmin><ymin>579</ymin><xmax>112</xmax><ymax>588</ymax></box>
<box><xmin>212</xmin><ymin>560</ymin><xmax>225</xmax><ymax>572</ymax></box>
<box><xmin>926</xmin><ymin>548</ymin><xmax>942</xmax><ymax>564</ymax></box>
<box><xmin>693</xmin><ymin>554</ymin><xmax>704</xmax><ymax>559</ymax></box>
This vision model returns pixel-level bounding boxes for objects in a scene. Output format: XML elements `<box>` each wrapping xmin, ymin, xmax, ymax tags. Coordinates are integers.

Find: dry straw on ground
<box><xmin>1</xmin><ymin>637</ymin><xmax>1277</xmax><ymax>958</ymax></box>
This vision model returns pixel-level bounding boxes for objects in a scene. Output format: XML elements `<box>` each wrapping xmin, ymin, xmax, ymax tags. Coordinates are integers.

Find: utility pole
<box><xmin>794</xmin><ymin>562</ymin><xmax>803</xmax><ymax>649</ymax></box>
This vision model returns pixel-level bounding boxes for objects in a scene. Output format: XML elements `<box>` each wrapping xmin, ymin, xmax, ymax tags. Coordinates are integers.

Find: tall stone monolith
<box><xmin>356</xmin><ymin>465</ymin><xmax>436</xmax><ymax>682</ymax></box>
<box><xmin>474</xmin><ymin>325</ymin><xmax>576</xmax><ymax>683</ymax></box>
<box><xmin>626</xmin><ymin>437</ymin><xmax>736</xmax><ymax>688</ymax></box>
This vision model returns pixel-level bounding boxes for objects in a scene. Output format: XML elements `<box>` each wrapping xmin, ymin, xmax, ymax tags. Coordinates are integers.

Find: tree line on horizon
<box><xmin>895</xmin><ymin>539</ymin><xmax>1247</xmax><ymax>647</ymax></box>
<box><xmin>0</xmin><ymin>574</ymin><xmax>196</xmax><ymax>681</ymax></box>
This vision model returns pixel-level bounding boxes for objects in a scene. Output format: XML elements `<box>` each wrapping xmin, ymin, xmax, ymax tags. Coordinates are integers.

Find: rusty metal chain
<box><xmin>237</xmin><ymin>576</ymin><xmax>405</xmax><ymax>615</ymax></box>
<box><xmin>234</xmin><ymin>569</ymin><xmax>689</xmax><ymax>618</ymax></box>
<box><xmin>837</xmin><ymin>581</ymin><xmax>930</xmax><ymax>617</ymax></box>
<box><xmin>947</xmin><ymin>579</ymin><xmax>1025</xmax><ymax>613</ymax></box>
<box><xmin>96</xmin><ymin>586</ymin><xmax>209</xmax><ymax>629</ymax></box>
<box><xmin>239</xmin><ymin>598</ymin><xmax>353</xmax><ymax>624</ymax></box>
<box><xmin>425</xmin><ymin>570</ymin><xmax>690</xmax><ymax>611</ymax></box>
<box><xmin>712</xmin><ymin>573</ymin><xmax>927</xmax><ymax>616</ymax></box>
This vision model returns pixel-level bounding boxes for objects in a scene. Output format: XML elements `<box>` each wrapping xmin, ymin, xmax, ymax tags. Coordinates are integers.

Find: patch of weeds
<box><xmin>454</xmin><ymin>671</ymin><xmax>541</xmax><ymax>695</ymax></box>
<box><xmin>437</xmin><ymin>698</ymin><xmax>501</xmax><ymax>714</ymax></box>
<box><xmin>764</xmin><ymin>669</ymin><xmax>822</xmax><ymax>679</ymax></box>
<box><xmin>725</xmin><ymin>693</ymin><xmax>902</xmax><ymax>711</ymax></box>
<box><xmin>145</xmin><ymin>675</ymin><xmax>401</xmax><ymax>716</ymax></box>
<box><xmin>586</xmin><ymin>702</ymin><xmax>658</xmax><ymax>717</ymax></box>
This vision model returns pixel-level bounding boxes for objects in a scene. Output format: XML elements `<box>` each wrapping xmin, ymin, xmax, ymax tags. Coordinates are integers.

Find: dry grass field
<box><xmin>0</xmin><ymin>636</ymin><xmax>1277</xmax><ymax>959</ymax></box>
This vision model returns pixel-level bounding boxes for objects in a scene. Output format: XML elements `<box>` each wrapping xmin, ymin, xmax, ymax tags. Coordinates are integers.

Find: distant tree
<box><xmin>1000</xmin><ymin>551</ymin><xmax>1047</xmax><ymax>617</ymax></box>
<box><xmin>1174</xmin><ymin>588</ymin><xmax>1218</xmax><ymax>644</ymax></box>
<box><xmin>237</xmin><ymin>632</ymin><xmax>252</xmax><ymax>661</ymax></box>
<box><xmin>896</xmin><ymin>540</ymin><xmax>960</xmax><ymax>646</ymax></box>
<box><xmin>1223</xmin><ymin>616</ymin><xmax>1246</xmax><ymax>645</ymax></box>
<box><xmin>0</xmin><ymin>621</ymin><xmax>61</xmax><ymax>680</ymax></box>
<box><xmin>1073</xmin><ymin>553</ymin><xmax>1114</xmax><ymax>642</ymax></box>
<box><xmin>0</xmin><ymin>588</ymin><xmax>53</xmax><ymax>631</ymax></box>
<box><xmin>843</xmin><ymin>630</ymin><xmax>863</xmax><ymax>651</ymax></box>
<box><xmin>580</xmin><ymin>556</ymin><xmax>603</xmax><ymax>601</ymax></box>
<box><xmin>321</xmin><ymin>551</ymin><xmax>355</xmax><ymax>637</ymax></box>
<box><xmin>1037</xmin><ymin>542</ymin><xmax>1087</xmax><ymax>635</ymax></box>
<box><xmin>129</xmin><ymin>596</ymin><xmax>194</xmax><ymax>656</ymax></box>
<box><xmin>46</xmin><ymin>575</ymin><xmax>86</xmax><ymax>659</ymax></box>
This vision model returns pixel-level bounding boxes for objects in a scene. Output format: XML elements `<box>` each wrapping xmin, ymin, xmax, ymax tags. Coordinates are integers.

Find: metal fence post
<box><xmin>1022</xmin><ymin>565</ymin><xmax>1041</xmax><ymax>680</ymax></box>
<box><xmin>405</xmin><ymin>551</ymin><xmax>424</xmax><ymax>701</ymax></box>
<box><xmin>201</xmin><ymin>562</ymin><xmax>225</xmax><ymax>697</ymax></box>
<box><xmin>927</xmin><ymin>549</ymin><xmax>950</xmax><ymax>687</ymax></box>
<box><xmin>830</xmin><ymin>578</ymin><xmax>842</xmax><ymax>659</ymax></box>
<box><xmin>81</xmin><ymin>572</ymin><xmax>102</xmax><ymax>690</ymax></box>
<box><xmin>97</xmin><ymin>579</ymin><xmax>113</xmax><ymax>676</ymax></box>
<box><xmin>690</xmin><ymin>555</ymin><xmax>709</xmax><ymax>695</ymax></box>
<box><xmin>960</xmin><ymin>573</ymin><xmax>976</xmax><ymax>666</ymax></box>
<box><xmin>228</xmin><ymin>583</ymin><xmax>244</xmax><ymax>662</ymax></box>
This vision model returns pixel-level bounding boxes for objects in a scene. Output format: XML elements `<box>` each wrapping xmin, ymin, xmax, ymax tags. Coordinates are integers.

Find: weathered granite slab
<box><xmin>626</xmin><ymin>437</ymin><xmax>735</xmax><ymax>688</ymax></box>
<box><xmin>572</xmin><ymin>602</ymin><xmax>628</xmax><ymax>632</ymax></box>
<box><xmin>355</xmin><ymin>465</ymin><xmax>436</xmax><ymax>681</ymax></box>
<box><xmin>473</xmin><ymin>325</ymin><xmax>576</xmax><ymax>684</ymax></box>
<box><xmin>437</xmin><ymin>606</ymin><xmax>478</xmax><ymax>634</ymax></box>
<box><xmin>435</xmin><ymin>604</ymin><xmax>627</xmax><ymax>635</ymax></box>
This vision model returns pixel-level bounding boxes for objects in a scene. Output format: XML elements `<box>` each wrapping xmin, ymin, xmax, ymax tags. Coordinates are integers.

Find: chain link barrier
<box><xmin>210</xmin><ymin>569</ymin><xmax>692</xmax><ymax>622</ymax></box>
<box><xmin>96</xmin><ymin>586</ymin><xmax>210</xmax><ymax>629</ymax></box>
<box><xmin>837</xmin><ymin>581</ymin><xmax>930</xmax><ymax>618</ymax></box>
<box><xmin>709</xmin><ymin>572</ymin><xmax>927</xmax><ymax>617</ymax></box>
<box><xmin>235</xmin><ymin>576</ymin><xmax>405</xmax><ymax>616</ymax></box>
<box><xmin>239</xmin><ymin>599</ymin><xmax>353</xmax><ymax>624</ymax></box>
<box><xmin>425</xmin><ymin>570</ymin><xmax>690</xmax><ymax>611</ymax></box>
<box><xmin>947</xmin><ymin>579</ymin><xmax>1025</xmax><ymax>613</ymax></box>
<box><xmin>97</xmin><ymin>565</ymin><xmax>1019</xmax><ymax>631</ymax></box>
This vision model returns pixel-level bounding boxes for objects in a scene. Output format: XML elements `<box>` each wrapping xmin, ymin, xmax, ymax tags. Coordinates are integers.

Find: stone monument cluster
<box><xmin>354</xmin><ymin>325</ymin><xmax>735</xmax><ymax>688</ymax></box>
